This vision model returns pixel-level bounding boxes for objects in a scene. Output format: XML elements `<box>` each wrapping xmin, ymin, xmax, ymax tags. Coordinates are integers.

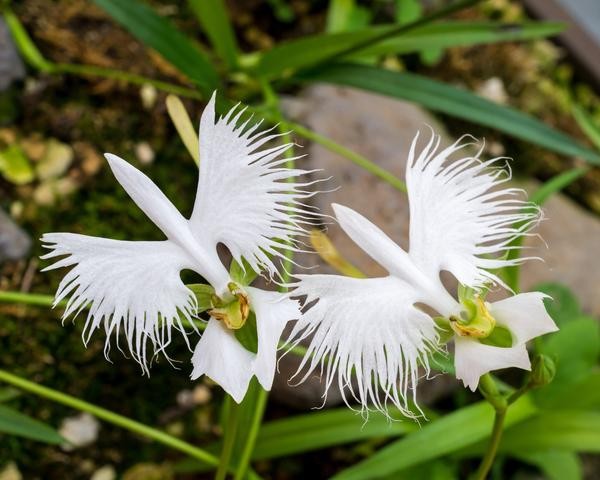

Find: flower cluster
<box><xmin>43</xmin><ymin>94</ymin><xmax>557</xmax><ymax>415</ymax></box>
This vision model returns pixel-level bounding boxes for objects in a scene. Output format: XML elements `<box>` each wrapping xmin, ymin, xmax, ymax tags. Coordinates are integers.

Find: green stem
<box><xmin>474</xmin><ymin>408</ymin><xmax>506</xmax><ymax>480</ymax></box>
<box><xmin>4</xmin><ymin>6</ymin><xmax>203</xmax><ymax>100</ymax></box>
<box><xmin>54</xmin><ymin>63</ymin><xmax>203</xmax><ymax>99</ymax></box>
<box><xmin>0</xmin><ymin>369</ymin><xmax>220</xmax><ymax>467</ymax></box>
<box><xmin>474</xmin><ymin>374</ymin><xmax>508</xmax><ymax>479</ymax></box>
<box><xmin>286</xmin><ymin>120</ymin><xmax>407</xmax><ymax>193</ymax></box>
<box><xmin>216</xmin><ymin>397</ymin><xmax>240</xmax><ymax>480</ymax></box>
<box><xmin>233</xmin><ymin>389</ymin><xmax>268</xmax><ymax>480</ymax></box>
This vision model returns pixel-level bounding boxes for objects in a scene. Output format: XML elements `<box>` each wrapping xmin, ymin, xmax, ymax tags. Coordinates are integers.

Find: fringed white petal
<box><xmin>288</xmin><ymin>275</ymin><xmax>440</xmax><ymax>418</ymax></box>
<box><xmin>454</xmin><ymin>293</ymin><xmax>557</xmax><ymax>391</ymax></box>
<box><xmin>454</xmin><ymin>337</ymin><xmax>530</xmax><ymax>391</ymax></box>
<box><xmin>490</xmin><ymin>293</ymin><xmax>558</xmax><ymax>343</ymax></box>
<box><xmin>190</xmin><ymin>318</ymin><xmax>254</xmax><ymax>403</ymax></box>
<box><xmin>41</xmin><ymin>234</ymin><xmax>197</xmax><ymax>373</ymax></box>
<box><xmin>406</xmin><ymin>130</ymin><xmax>541</xmax><ymax>290</ymax></box>
<box><xmin>190</xmin><ymin>92</ymin><xmax>322</xmax><ymax>280</ymax></box>
<box><xmin>247</xmin><ymin>287</ymin><xmax>301</xmax><ymax>390</ymax></box>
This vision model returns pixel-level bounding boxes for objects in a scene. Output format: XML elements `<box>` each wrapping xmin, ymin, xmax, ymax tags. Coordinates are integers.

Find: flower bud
<box><xmin>529</xmin><ymin>354</ymin><xmax>556</xmax><ymax>388</ymax></box>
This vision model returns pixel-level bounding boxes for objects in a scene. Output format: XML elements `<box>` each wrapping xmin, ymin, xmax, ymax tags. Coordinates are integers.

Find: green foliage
<box><xmin>332</xmin><ymin>397</ymin><xmax>536</xmax><ymax>480</ymax></box>
<box><xmin>93</xmin><ymin>0</ymin><xmax>219</xmax><ymax>93</ymax></box>
<box><xmin>516</xmin><ymin>450</ymin><xmax>582</xmax><ymax>480</ymax></box>
<box><xmin>188</xmin><ymin>0</ymin><xmax>239</xmax><ymax>70</ymax></box>
<box><xmin>253</xmin><ymin>407</ymin><xmax>417</xmax><ymax>460</ymax></box>
<box><xmin>0</xmin><ymin>404</ymin><xmax>63</xmax><ymax>444</ymax></box>
<box><xmin>298</xmin><ymin>63</ymin><xmax>600</xmax><ymax>165</ymax></box>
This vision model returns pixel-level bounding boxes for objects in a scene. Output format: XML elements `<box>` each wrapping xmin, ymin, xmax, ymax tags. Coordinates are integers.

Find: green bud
<box><xmin>529</xmin><ymin>354</ymin><xmax>556</xmax><ymax>388</ymax></box>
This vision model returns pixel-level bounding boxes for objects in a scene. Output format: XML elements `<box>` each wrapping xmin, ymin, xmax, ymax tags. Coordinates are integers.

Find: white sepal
<box><xmin>406</xmin><ymin>130</ymin><xmax>541</xmax><ymax>290</ymax></box>
<box><xmin>41</xmin><ymin>234</ymin><xmax>197</xmax><ymax>373</ymax></box>
<box><xmin>288</xmin><ymin>274</ymin><xmax>439</xmax><ymax>418</ymax></box>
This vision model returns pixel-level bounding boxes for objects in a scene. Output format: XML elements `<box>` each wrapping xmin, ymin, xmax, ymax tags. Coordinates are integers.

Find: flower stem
<box><xmin>0</xmin><ymin>369</ymin><xmax>220</xmax><ymax>467</ymax></box>
<box><xmin>474</xmin><ymin>374</ymin><xmax>508</xmax><ymax>479</ymax></box>
<box><xmin>285</xmin><ymin>120</ymin><xmax>407</xmax><ymax>193</ymax></box>
<box><xmin>216</xmin><ymin>397</ymin><xmax>241</xmax><ymax>480</ymax></box>
<box><xmin>474</xmin><ymin>407</ymin><xmax>506</xmax><ymax>480</ymax></box>
<box><xmin>233</xmin><ymin>388</ymin><xmax>268</xmax><ymax>480</ymax></box>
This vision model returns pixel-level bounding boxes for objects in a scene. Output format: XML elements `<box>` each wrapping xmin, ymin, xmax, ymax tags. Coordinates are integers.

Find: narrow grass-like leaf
<box><xmin>0</xmin><ymin>404</ymin><xmax>63</xmax><ymax>444</ymax></box>
<box><xmin>94</xmin><ymin>0</ymin><xmax>218</xmax><ymax>92</ymax></box>
<box><xmin>297</xmin><ymin>63</ymin><xmax>600</xmax><ymax>164</ymax></box>
<box><xmin>253</xmin><ymin>407</ymin><xmax>417</xmax><ymax>460</ymax></box>
<box><xmin>516</xmin><ymin>450</ymin><xmax>582</xmax><ymax>480</ymax></box>
<box><xmin>188</xmin><ymin>0</ymin><xmax>238</xmax><ymax>70</ymax></box>
<box><xmin>256</xmin><ymin>21</ymin><xmax>562</xmax><ymax>78</ymax></box>
<box><xmin>332</xmin><ymin>396</ymin><xmax>536</xmax><ymax>480</ymax></box>
<box><xmin>573</xmin><ymin>105</ymin><xmax>600</xmax><ymax>151</ymax></box>
<box><xmin>500</xmin><ymin>411</ymin><xmax>600</xmax><ymax>453</ymax></box>
<box><xmin>361</xmin><ymin>21</ymin><xmax>564</xmax><ymax>57</ymax></box>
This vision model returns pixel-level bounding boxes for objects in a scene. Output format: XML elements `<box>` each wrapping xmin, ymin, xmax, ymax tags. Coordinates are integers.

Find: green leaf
<box><xmin>326</xmin><ymin>0</ymin><xmax>371</xmax><ymax>33</ymax></box>
<box><xmin>0</xmin><ymin>404</ymin><xmax>63</xmax><ymax>444</ymax></box>
<box><xmin>516</xmin><ymin>450</ymin><xmax>582</xmax><ymax>480</ymax></box>
<box><xmin>332</xmin><ymin>396</ymin><xmax>536</xmax><ymax>480</ymax></box>
<box><xmin>538</xmin><ymin>317</ymin><xmax>599</xmax><ymax>385</ymax></box>
<box><xmin>0</xmin><ymin>144</ymin><xmax>34</xmax><ymax>185</ymax></box>
<box><xmin>93</xmin><ymin>0</ymin><xmax>218</xmax><ymax>93</ymax></box>
<box><xmin>535</xmin><ymin>282</ymin><xmax>581</xmax><ymax>327</ymax></box>
<box><xmin>297</xmin><ymin>63</ymin><xmax>600</xmax><ymax>165</ymax></box>
<box><xmin>0</xmin><ymin>388</ymin><xmax>20</xmax><ymax>403</ymax></box>
<box><xmin>256</xmin><ymin>21</ymin><xmax>563</xmax><ymax>79</ymax></box>
<box><xmin>188</xmin><ymin>0</ymin><xmax>238</xmax><ymax>70</ymax></box>
<box><xmin>234</xmin><ymin>312</ymin><xmax>258</xmax><ymax>354</ymax></box>
<box><xmin>500</xmin><ymin>411</ymin><xmax>600</xmax><ymax>453</ymax></box>
<box><xmin>538</xmin><ymin>370</ymin><xmax>600</xmax><ymax>410</ymax></box>
<box><xmin>572</xmin><ymin>104</ymin><xmax>600</xmax><ymax>151</ymax></box>
<box><xmin>360</xmin><ymin>21</ymin><xmax>565</xmax><ymax>57</ymax></box>
<box><xmin>396</xmin><ymin>0</ymin><xmax>422</xmax><ymax>25</ymax></box>
<box><xmin>530</xmin><ymin>167</ymin><xmax>589</xmax><ymax>206</ymax></box>
<box><xmin>253</xmin><ymin>407</ymin><xmax>418</xmax><ymax>460</ymax></box>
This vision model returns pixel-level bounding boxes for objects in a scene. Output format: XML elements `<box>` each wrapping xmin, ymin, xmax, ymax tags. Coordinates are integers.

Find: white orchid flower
<box><xmin>41</xmin><ymin>93</ymin><xmax>320</xmax><ymax>403</ymax></box>
<box><xmin>287</xmin><ymin>131</ymin><xmax>558</xmax><ymax>417</ymax></box>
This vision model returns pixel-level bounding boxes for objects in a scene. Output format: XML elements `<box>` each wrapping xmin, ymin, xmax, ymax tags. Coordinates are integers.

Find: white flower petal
<box><xmin>454</xmin><ymin>336</ymin><xmax>530</xmax><ymax>391</ymax></box>
<box><xmin>189</xmin><ymin>92</ymin><xmax>321</xmax><ymax>280</ymax></box>
<box><xmin>191</xmin><ymin>318</ymin><xmax>255</xmax><ymax>403</ymax></box>
<box><xmin>490</xmin><ymin>292</ymin><xmax>558</xmax><ymax>344</ymax></box>
<box><xmin>247</xmin><ymin>287</ymin><xmax>300</xmax><ymax>390</ymax></box>
<box><xmin>405</xmin><ymin>130</ymin><xmax>541</xmax><ymax>290</ymax></box>
<box><xmin>41</xmin><ymin>234</ymin><xmax>197</xmax><ymax>373</ymax></box>
<box><xmin>288</xmin><ymin>274</ymin><xmax>439</xmax><ymax>417</ymax></box>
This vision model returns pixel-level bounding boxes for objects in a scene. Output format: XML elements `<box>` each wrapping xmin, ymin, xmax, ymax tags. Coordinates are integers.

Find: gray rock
<box><xmin>0</xmin><ymin>18</ymin><xmax>25</xmax><ymax>91</ymax></box>
<box><xmin>0</xmin><ymin>208</ymin><xmax>31</xmax><ymax>262</ymax></box>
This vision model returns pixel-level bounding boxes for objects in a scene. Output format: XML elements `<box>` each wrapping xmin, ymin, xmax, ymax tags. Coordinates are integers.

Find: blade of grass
<box><xmin>188</xmin><ymin>0</ymin><xmax>239</xmax><ymax>70</ymax></box>
<box><xmin>0</xmin><ymin>369</ymin><xmax>221</xmax><ymax>468</ymax></box>
<box><xmin>93</xmin><ymin>0</ymin><xmax>219</xmax><ymax>93</ymax></box>
<box><xmin>296</xmin><ymin>63</ymin><xmax>600</xmax><ymax>164</ymax></box>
